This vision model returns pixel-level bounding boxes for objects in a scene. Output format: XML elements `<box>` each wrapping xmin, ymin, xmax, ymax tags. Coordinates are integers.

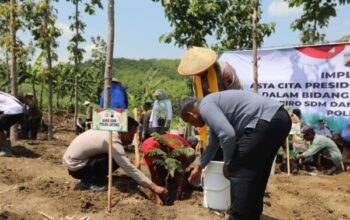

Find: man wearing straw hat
<box><xmin>178</xmin><ymin>46</ymin><xmax>242</xmax><ymax>95</ymax></box>
<box><xmin>179</xmin><ymin>91</ymin><xmax>291</xmax><ymax>220</ymax></box>
<box><xmin>178</xmin><ymin>46</ymin><xmax>242</xmax><ymax>161</ymax></box>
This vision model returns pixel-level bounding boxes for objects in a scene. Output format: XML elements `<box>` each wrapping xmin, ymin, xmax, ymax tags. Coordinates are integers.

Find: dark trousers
<box><xmin>228</xmin><ymin>107</ymin><xmax>291</xmax><ymax>220</ymax></box>
<box><xmin>0</xmin><ymin>113</ymin><xmax>23</xmax><ymax>130</ymax></box>
<box><xmin>68</xmin><ymin>154</ymin><xmax>119</xmax><ymax>186</ymax></box>
<box><xmin>21</xmin><ymin>117</ymin><xmax>40</xmax><ymax>139</ymax></box>
<box><xmin>75</xmin><ymin>126</ymin><xmax>85</xmax><ymax>135</ymax></box>
<box><xmin>0</xmin><ymin>113</ymin><xmax>23</xmax><ymax>138</ymax></box>
<box><xmin>86</xmin><ymin>119</ymin><xmax>92</xmax><ymax>129</ymax></box>
<box><xmin>303</xmin><ymin>149</ymin><xmax>336</xmax><ymax>169</ymax></box>
<box><xmin>31</xmin><ymin>117</ymin><xmax>41</xmax><ymax>139</ymax></box>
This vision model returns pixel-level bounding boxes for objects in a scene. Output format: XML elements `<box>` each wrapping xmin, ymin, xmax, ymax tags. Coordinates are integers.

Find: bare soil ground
<box><xmin>1</xmin><ymin>114</ymin><xmax>350</xmax><ymax>220</ymax></box>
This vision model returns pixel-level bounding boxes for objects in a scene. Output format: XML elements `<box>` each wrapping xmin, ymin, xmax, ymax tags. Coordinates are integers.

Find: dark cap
<box><xmin>179</xmin><ymin>96</ymin><xmax>197</xmax><ymax>117</ymax></box>
<box><xmin>301</xmin><ymin>126</ymin><xmax>314</xmax><ymax>134</ymax></box>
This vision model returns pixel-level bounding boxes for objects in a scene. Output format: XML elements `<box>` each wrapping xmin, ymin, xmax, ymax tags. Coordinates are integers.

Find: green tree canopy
<box><xmin>151</xmin><ymin>0</ymin><xmax>275</xmax><ymax>50</ymax></box>
<box><xmin>286</xmin><ymin>0</ymin><xmax>350</xmax><ymax>43</ymax></box>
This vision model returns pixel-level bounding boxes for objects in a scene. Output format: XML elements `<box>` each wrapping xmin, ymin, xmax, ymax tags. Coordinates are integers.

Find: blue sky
<box><xmin>50</xmin><ymin>0</ymin><xmax>350</xmax><ymax>62</ymax></box>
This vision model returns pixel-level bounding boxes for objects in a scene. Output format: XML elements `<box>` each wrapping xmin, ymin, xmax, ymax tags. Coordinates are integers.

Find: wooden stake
<box><xmin>107</xmin><ymin>131</ymin><xmax>113</xmax><ymax>212</ymax></box>
<box><xmin>104</xmin><ymin>0</ymin><xmax>114</xmax><ymax>211</ymax></box>
<box><xmin>252</xmin><ymin>0</ymin><xmax>259</xmax><ymax>93</ymax></box>
<box><xmin>270</xmin><ymin>156</ymin><xmax>276</xmax><ymax>176</ymax></box>
<box><xmin>285</xmin><ymin>137</ymin><xmax>290</xmax><ymax>176</ymax></box>
<box><xmin>133</xmin><ymin>131</ymin><xmax>140</xmax><ymax>169</ymax></box>
<box><xmin>132</xmin><ymin>108</ymin><xmax>140</xmax><ymax>169</ymax></box>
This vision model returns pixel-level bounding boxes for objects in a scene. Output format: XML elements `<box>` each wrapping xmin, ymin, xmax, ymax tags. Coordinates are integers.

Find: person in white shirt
<box><xmin>63</xmin><ymin>117</ymin><xmax>168</xmax><ymax>197</ymax></box>
<box><xmin>149</xmin><ymin>89</ymin><xmax>172</xmax><ymax>134</ymax></box>
<box><xmin>315</xmin><ymin>119</ymin><xmax>332</xmax><ymax>138</ymax></box>
<box><xmin>0</xmin><ymin>91</ymin><xmax>24</xmax><ymax>156</ymax></box>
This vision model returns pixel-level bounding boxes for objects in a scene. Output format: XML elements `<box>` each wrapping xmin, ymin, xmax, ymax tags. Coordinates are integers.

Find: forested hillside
<box><xmin>83</xmin><ymin>58</ymin><xmax>193</xmax><ymax>113</ymax></box>
<box><xmin>1</xmin><ymin>58</ymin><xmax>192</xmax><ymax>116</ymax></box>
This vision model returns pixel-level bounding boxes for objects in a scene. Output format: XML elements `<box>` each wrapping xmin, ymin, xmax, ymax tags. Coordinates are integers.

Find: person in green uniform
<box><xmin>295</xmin><ymin>127</ymin><xmax>343</xmax><ymax>175</ymax></box>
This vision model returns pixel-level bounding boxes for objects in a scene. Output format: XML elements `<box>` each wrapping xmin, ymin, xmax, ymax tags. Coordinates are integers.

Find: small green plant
<box><xmin>146</xmin><ymin>132</ymin><xmax>194</xmax><ymax>177</ymax></box>
<box><xmin>147</xmin><ymin>132</ymin><xmax>195</xmax><ymax>205</ymax></box>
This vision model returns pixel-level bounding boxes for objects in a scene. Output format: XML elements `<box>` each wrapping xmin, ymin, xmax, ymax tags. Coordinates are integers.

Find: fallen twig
<box><xmin>0</xmin><ymin>185</ymin><xmax>18</xmax><ymax>194</ymax></box>
<box><xmin>38</xmin><ymin>211</ymin><xmax>54</xmax><ymax>220</ymax></box>
<box><xmin>65</xmin><ymin>215</ymin><xmax>75</xmax><ymax>220</ymax></box>
<box><xmin>209</xmin><ymin>210</ymin><xmax>226</xmax><ymax>218</ymax></box>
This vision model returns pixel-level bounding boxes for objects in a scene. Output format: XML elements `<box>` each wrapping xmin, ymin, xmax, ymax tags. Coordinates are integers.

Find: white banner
<box><xmin>219</xmin><ymin>43</ymin><xmax>350</xmax><ymax>133</ymax></box>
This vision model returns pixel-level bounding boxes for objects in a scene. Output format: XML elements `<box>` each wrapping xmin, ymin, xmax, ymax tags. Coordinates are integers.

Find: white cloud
<box><xmin>268</xmin><ymin>0</ymin><xmax>302</xmax><ymax>17</ymax></box>
<box><xmin>83</xmin><ymin>43</ymin><xmax>96</xmax><ymax>61</ymax></box>
<box><xmin>53</xmin><ymin>43</ymin><xmax>94</xmax><ymax>65</ymax></box>
<box><xmin>55</xmin><ymin>55</ymin><xmax>69</xmax><ymax>64</ymax></box>
<box><xmin>56</xmin><ymin>22</ymin><xmax>74</xmax><ymax>40</ymax></box>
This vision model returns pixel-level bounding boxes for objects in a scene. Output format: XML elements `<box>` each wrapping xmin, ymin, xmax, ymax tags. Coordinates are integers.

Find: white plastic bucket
<box><xmin>202</xmin><ymin>161</ymin><xmax>231</xmax><ymax>211</ymax></box>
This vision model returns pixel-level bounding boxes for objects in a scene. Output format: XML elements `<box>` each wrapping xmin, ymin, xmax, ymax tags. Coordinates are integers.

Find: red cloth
<box><xmin>141</xmin><ymin>134</ymin><xmax>190</xmax><ymax>166</ymax></box>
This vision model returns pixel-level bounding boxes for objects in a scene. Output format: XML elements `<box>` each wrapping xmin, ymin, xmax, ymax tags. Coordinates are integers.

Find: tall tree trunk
<box><xmin>47</xmin><ymin>74</ymin><xmax>53</xmax><ymax>139</ymax></box>
<box><xmin>31</xmin><ymin>77</ymin><xmax>37</xmax><ymax>103</ymax></box>
<box><xmin>74</xmin><ymin>72</ymin><xmax>78</xmax><ymax>131</ymax></box>
<box><xmin>44</xmin><ymin>0</ymin><xmax>54</xmax><ymax>139</ymax></box>
<box><xmin>69</xmin><ymin>86</ymin><xmax>74</xmax><ymax>102</ymax></box>
<box><xmin>252</xmin><ymin>0</ymin><xmax>259</xmax><ymax>93</ymax></box>
<box><xmin>311</xmin><ymin>0</ymin><xmax>319</xmax><ymax>43</ymax></box>
<box><xmin>56</xmin><ymin>91</ymin><xmax>59</xmax><ymax>111</ymax></box>
<box><xmin>103</xmin><ymin>0</ymin><xmax>114</xmax><ymax>108</ymax></box>
<box><xmin>105</xmin><ymin>1</ymin><xmax>114</xmax><ymax>212</ymax></box>
<box><xmin>40</xmin><ymin>81</ymin><xmax>44</xmax><ymax>109</ymax></box>
<box><xmin>73</xmin><ymin>0</ymin><xmax>80</xmax><ymax>133</ymax></box>
<box><xmin>5</xmin><ymin>49</ymin><xmax>10</xmax><ymax>93</ymax></box>
<box><xmin>47</xmin><ymin>74</ymin><xmax>53</xmax><ymax>138</ymax></box>
<box><xmin>97</xmin><ymin>65</ymin><xmax>104</xmax><ymax>102</ymax></box>
<box><xmin>10</xmin><ymin>0</ymin><xmax>18</xmax><ymax>141</ymax></box>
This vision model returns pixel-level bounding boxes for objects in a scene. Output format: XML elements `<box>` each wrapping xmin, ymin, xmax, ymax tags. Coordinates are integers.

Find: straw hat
<box><xmin>178</xmin><ymin>46</ymin><xmax>217</xmax><ymax>76</ymax></box>
<box><xmin>84</xmin><ymin>100</ymin><xmax>90</xmax><ymax>105</ymax></box>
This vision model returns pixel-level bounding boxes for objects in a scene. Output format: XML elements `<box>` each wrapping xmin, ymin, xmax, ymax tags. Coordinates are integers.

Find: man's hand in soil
<box><xmin>154</xmin><ymin>194</ymin><xmax>164</xmax><ymax>205</ymax></box>
<box><xmin>188</xmin><ymin>165</ymin><xmax>202</xmax><ymax>185</ymax></box>
<box><xmin>149</xmin><ymin>183</ymin><xmax>168</xmax><ymax>195</ymax></box>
